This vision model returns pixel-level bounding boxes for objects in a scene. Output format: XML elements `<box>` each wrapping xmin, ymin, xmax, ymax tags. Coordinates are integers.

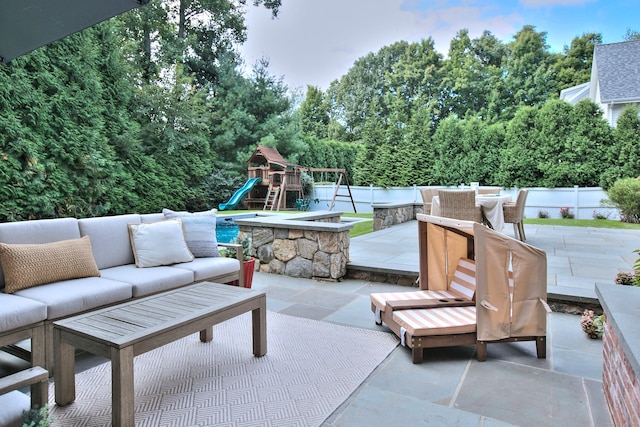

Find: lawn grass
<box><xmin>524</xmin><ymin>218</ymin><xmax>640</xmax><ymax>229</ymax></box>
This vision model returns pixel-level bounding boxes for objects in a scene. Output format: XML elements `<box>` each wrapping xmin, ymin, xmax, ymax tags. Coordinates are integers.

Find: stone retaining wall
<box><xmin>236</xmin><ymin>212</ymin><xmax>352</xmax><ymax>281</ymax></box>
<box><xmin>372</xmin><ymin>202</ymin><xmax>424</xmax><ymax>231</ymax></box>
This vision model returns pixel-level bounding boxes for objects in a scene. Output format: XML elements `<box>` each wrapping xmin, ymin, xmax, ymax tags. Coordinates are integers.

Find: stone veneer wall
<box><xmin>602</xmin><ymin>321</ymin><xmax>640</xmax><ymax>425</ymax></box>
<box><xmin>372</xmin><ymin>202</ymin><xmax>424</xmax><ymax>231</ymax></box>
<box><xmin>237</xmin><ymin>213</ymin><xmax>351</xmax><ymax>281</ymax></box>
<box><xmin>596</xmin><ymin>283</ymin><xmax>640</xmax><ymax>426</ymax></box>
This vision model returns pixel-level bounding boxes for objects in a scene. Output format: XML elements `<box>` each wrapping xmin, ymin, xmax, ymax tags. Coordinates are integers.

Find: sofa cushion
<box><xmin>128</xmin><ymin>219</ymin><xmax>194</xmax><ymax>268</ymax></box>
<box><xmin>0</xmin><ymin>293</ymin><xmax>47</xmax><ymax>333</ymax></box>
<box><xmin>0</xmin><ymin>217</ymin><xmax>81</xmax><ymax>288</ymax></box>
<box><xmin>100</xmin><ymin>264</ymin><xmax>195</xmax><ymax>298</ymax></box>
<box><xmin>0</xmin><ymin>390</ymin><xmax>30</xmax><ymax>427</ymax></box>
<box><xmin>171</xmin><ymin>257</ymin><xmax>240</xmax><ymax>282</ymax></box>
<box><xmin>78</xmin><ymin>214</ymin><xmax>141</xmax><ymax>269</ymax></box>
<box><xmin>162</xmin><ymin>208</ymin><xmax>220</xmax><ymax>257</ymax></box>
<box><xmin>13</xmin><ymin>276</ymin><xmax>132</xmax><ymax>319</ymax></box>
<box><xmin>0</xmin><ymin>236</ymin><xmax>100</xmax><ymax>294</ymax></box>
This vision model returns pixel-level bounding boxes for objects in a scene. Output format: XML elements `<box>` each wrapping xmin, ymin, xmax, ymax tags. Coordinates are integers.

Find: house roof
<box><xmin>0</xmin><ymin>0</ymin><xmax>148</xmax><ymax>63</ymax></box>
<box><xmin>560</xmin><ymin>82</ymin><xmax>590</xmax><ymax>104</ymax></box>
<box><xmin>593</xmin><ymin>40</ymin><xmax>640</xmax><ymax>103</ymax></box>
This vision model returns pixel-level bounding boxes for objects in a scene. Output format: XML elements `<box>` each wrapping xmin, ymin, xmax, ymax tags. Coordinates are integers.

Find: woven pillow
<box><xmin>0</xmin><ymin>236</ymin><xmax>100</xmax><ymax>294</ymax></box>
<box><xmin>128</xmin><ymin>219</ymin><xmax>194</xmax><ymax>268</ymax></box>
<box><xmin>162</xmin><ymin>208</ymin><xmax>219</xmax><ymax>257</ymax></box>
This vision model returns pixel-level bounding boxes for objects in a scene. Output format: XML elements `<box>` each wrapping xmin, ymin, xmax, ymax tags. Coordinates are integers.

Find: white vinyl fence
<box><xmin>309</xmin><ymin>185</ymin><xmax>618</xmax><ymax>220</ymax></box>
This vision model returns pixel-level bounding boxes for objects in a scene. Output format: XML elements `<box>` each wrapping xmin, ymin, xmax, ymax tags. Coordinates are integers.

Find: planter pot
<box><xmin>243</xmin><ymin>257</ymin><xmax>256</xmax><ymax>288</ymax></box>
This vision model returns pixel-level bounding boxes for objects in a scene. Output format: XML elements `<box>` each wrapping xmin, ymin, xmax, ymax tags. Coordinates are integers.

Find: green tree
<box><xmin>502</xmin><ymin>25</ymin><xmax>559</xmax><ymax>119</ymax></box>
<box><xmin>299</xmin><ymin>86</ymin><xmax>329</xmax><ymax>138</ymax></box>
<box><xmin>554</xmin><ymin>32</ymin><xmax>601</xmax><ymax>89</ymax></box>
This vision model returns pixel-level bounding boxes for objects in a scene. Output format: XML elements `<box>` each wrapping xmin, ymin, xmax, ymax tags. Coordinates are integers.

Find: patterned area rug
<box><xmin>48</xmin><ymin>312</ymin><xmax>398</xmax><ymax>426</ymax></box>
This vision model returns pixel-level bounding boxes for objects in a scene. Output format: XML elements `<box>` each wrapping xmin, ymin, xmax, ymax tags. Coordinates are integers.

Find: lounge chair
<box><xmin>372</xmin><ymin>215</ymin><xmax>549</xmax><ymax>364</ymax></box>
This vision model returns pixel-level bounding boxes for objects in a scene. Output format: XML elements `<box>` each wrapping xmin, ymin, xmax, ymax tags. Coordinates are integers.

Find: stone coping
<box><xmin>234</xmin><ymin>210</ymin><xmax>354</xmax><ymax>232</ymax></box>
<box><xmin>595</xmin><ymin>283</ymin><xmax>640</xmax><ymax>377</ymax></box>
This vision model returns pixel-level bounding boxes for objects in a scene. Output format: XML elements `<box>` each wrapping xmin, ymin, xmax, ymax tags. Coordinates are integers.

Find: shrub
<box><xmin>538</xmin><ymin>210</ymin><xmax>549</xmax><ymax>218</ymax></box>
<box><xmin>560</xmin><ymin>207</ymin><xmax>574</xmax><ymax>219</ymax></box>
<box><xmin>602</xmin><ymin>178</ymin><xmax>640</xmax><ymax>223</ymax></box>
<box><xmin>592</xmin><ymin>210</ymin><xmax>610</xmax><ymax>220</ymax></box>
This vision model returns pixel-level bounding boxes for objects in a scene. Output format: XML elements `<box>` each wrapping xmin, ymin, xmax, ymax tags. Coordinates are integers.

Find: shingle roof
<box><xmin>594</xmin><ymin>40</ymin><xmax>640</xmax><ymax>103</ymax></box>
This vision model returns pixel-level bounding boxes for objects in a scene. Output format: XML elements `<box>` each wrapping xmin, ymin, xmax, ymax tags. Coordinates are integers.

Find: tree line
<box><xmin>0</xmin><ymin>0</ymin><xmax>638</xmax><ymax>221</ymax></box>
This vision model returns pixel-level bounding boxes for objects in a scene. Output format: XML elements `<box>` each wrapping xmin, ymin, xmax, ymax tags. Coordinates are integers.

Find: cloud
<box><xmin>240</xmin><ymin>0</ymin><xmax>524</xmax><ymax>89</ymax></box>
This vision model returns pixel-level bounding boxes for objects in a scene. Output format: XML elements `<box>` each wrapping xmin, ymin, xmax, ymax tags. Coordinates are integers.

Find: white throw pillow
<box><xmin>128</xmin><ymin>219</ymin><xmax>194</xmax><ymax>268</ymax></box>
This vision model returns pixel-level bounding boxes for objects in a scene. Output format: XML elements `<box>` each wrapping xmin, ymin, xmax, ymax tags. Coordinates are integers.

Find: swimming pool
<box><xmin>216</xmin><ymin>213</ymin><xmax>256</xmax><ymax>243</ymax></box>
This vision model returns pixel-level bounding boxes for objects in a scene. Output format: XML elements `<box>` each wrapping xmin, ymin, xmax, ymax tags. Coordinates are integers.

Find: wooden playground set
<box><xmin>219</xmin><ymin>145</ymin><xmax>356</xmax><ymax>212</ymax></box>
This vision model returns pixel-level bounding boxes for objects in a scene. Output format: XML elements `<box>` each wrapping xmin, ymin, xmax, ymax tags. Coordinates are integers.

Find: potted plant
<box><xmin>22</xmin><ymin>405</ymin><xmax>52</xmax><ymax>427</ymax></box>
<box><xmin>223</xmin><ymin>233</ymin><xmax>255</xmax><ymax>288</ymax></box>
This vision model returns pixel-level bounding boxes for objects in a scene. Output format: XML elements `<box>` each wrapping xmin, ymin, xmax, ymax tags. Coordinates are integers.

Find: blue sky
<box><xmin>240</xmin><ymin>0</ymin><xmax>639</xmax><ymax>90</ymax></box>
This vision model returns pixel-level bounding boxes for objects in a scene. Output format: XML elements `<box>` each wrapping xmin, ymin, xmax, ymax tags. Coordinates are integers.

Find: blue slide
<box><xmin>218</xmin><ymin>177</ymin><xmax>262</xmax><ymax>211</ymax></box>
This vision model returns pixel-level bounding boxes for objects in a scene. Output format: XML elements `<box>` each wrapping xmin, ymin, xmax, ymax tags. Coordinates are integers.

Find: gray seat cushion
<box><xmin>100</xmin><ymin>264</ymin><xmax>195</xmax><ymax>298</ymax></box>
<box><xmin>0</xmin><ymin>293</ymin><xmax>47</xmax><ymax>333</ymax></box>
<box><xmin>13</xmin><ymin>277</ymin><xmax>133</xmax><ymax>319</ymax></box>
<box><xmin>171</xmin><ymin>257</ymin><xmax>240</xmax><ymax>281</ymax></box>
<box><xmin>78</xmin><ymin>214</ymin><xmax>142</xmax><ymax>269</ymax></box>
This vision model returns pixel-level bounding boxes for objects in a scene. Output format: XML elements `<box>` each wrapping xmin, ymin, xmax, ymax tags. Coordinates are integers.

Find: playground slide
<box><xmin>218</xmin><ymin>177</ymin><xmax>262</xmax><ymax>211</ymax></box>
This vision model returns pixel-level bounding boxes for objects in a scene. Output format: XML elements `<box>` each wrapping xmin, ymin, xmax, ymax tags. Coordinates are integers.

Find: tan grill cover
<box><xmin>416</xmin><ymin>214</ymin><xmax>547</xmax><ymax>342</ymax></box>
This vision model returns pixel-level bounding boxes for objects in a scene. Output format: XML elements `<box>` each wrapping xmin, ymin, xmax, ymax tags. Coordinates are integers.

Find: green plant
<box><xmin>223</xmin><ymin>233</ymin><xmax>252</xmax><ymax>261</ymax></box>
<box><xmin>602</xmin><ymin>178</ymin><xmax>640</xmax><ymax>223</ymax></box>
<box><xmin>22</xmin><ymin>405</ymin><xmax>51</xmax><ymax>427</ymax></box>
<box><xmin>560</xmin><ymin>207</ymin><xmax>574</xmax><ymax>219</ymax></box>
<box><xmin>592</xmin><ymin>210</ymin><xmax>610</xmax><ymax>220</ymax></box>
<box><xmin>300</xmin><ymin>171</ymin><xmax>315</xmax><ymax>200</ymax></box>
<box><xmin>580</xmin><ymin>310</ymin><xmax>605</xmax><ymax>339</ymax></box>
<box><xmin>538</xmin><ymin>210</ymin><xmax>549</xmax><ymax>218</ymax></box>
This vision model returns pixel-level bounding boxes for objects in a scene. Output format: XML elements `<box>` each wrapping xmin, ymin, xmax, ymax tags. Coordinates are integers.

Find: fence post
<box><xmin>574</xmin><ymin>185</ymin><xmax>579</xmax><ymax>219</ymax></box>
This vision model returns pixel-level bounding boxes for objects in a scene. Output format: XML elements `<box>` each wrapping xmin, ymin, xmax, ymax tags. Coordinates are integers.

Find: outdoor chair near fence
<box><xmin>477</xmin><ymin>187</ymin><xmax>501</xmax><ymax>195</ymax></box>
<box><xmin>438</xmin><ymin>189</ymin><xmax>484</xmax><ymax>223</ymax></box>
<box><xmin>503</xmin><ymin>189</ymin><xmax>529</xmax><ymax>241</ymax></box>
<box><xmin>419</xmin><ymin>188</ymin><xmax>438</xmax><ymax>215</ymax></box>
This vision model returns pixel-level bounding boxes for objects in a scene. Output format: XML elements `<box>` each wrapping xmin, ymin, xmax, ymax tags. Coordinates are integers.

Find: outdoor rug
<box><xmin>48</xmin><ymin>311</ymin><xmax>398</xmax><ymax>426</ymax></box>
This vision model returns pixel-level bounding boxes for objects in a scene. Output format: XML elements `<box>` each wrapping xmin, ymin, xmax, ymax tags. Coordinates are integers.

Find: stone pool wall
<box><xmin>235</xmin><ymin>212</ymin><xmax>352</xmax><ymax>281</ymax></box>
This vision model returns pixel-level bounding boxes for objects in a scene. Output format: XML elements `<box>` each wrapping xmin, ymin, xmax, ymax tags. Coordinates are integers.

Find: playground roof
<box><xmin>247</xmin><ymin>145</ymin><xmax>300</xmax><ymax>170</ymax></box>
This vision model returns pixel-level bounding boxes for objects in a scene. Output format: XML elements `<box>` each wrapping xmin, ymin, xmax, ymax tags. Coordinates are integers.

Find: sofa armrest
<box><xmin>218</xmin><ymin>243</ymin><xmax>245</xmax><ymax>288</ymax></box>
<box><xmin>0</xmin><ymin>366</ymin><xmax>49</xmax><ymax>408</ymax></box>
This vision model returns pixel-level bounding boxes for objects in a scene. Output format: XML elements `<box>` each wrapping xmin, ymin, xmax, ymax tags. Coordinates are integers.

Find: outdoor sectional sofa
<box><xmin>0</xmin><ymin>211</ymin><xmax>244</xmax><ymax>379</ymax></box>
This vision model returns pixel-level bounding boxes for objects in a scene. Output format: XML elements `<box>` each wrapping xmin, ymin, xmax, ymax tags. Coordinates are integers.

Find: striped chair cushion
<box><xmin>393</xmin><ymin>306</ymin><xmax>477</xmax><ymax>336</ymax></box>
<box><xmin>370</xmin><ymin>289</ymin><xmax>458</xmax><ymax>312</ymax></box>
<box><xmin>370</xmin><ymin>258</ymin><xmax>477</xmax><ymax>312</ymax></box>
<box><xmin>447</xmin><ymin>258</ymin><xmax>476</xmax><ymax>299</ymax></box>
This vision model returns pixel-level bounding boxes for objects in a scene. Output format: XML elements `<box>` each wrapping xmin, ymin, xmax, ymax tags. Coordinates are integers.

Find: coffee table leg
<box><xmin>252</xmin><ymin>297</ymin><xmax>267</xmax><ymax>356</ymax></box>
<box><xmin>54</xmin><ymin>328</ymin><xmax>76</xmax><ymax>405</ymax></box>
<box><xmin>200</xmin><ymin>326</ymin><xmax>213</xmax><ymax>342</ymax></box>
<box><xmin>111</xmin><ymin>345</ymin><xmax>135</xmax><ymax>427</ymax></box>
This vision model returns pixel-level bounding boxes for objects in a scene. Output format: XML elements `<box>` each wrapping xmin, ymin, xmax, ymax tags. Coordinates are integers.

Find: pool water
<box><xmin>216</xmin><ymin>221</ymin><xmax>239</xmax><ymax>243</ymax></box>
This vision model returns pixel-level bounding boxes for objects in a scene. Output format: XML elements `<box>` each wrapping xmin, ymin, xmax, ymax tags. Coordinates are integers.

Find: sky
<box><xmin>239</xmin><ymin>0</ymin><xmax>639</xmax><ymax>91</ymax></box>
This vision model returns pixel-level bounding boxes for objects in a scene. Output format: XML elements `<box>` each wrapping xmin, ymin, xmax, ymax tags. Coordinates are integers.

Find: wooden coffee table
<box><xmin>53</xmin><ymin>281</ymin><xmax>266</xmax><ymax>427</ymax></box>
